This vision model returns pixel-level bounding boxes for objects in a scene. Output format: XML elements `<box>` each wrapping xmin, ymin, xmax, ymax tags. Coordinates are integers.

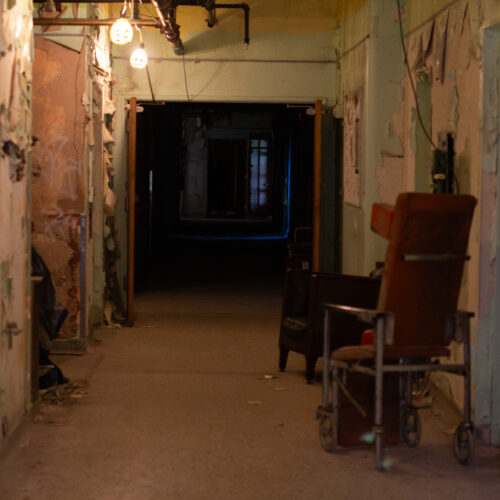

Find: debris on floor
<box><xmin>103</xmin><ymin>300</ymin><xmax>122</xmax><ymax>328</ymax></box>
<box><xmin>40</xmin><ymin>381</ymin><xmax>88</xmax><ymax>406</ymax></box>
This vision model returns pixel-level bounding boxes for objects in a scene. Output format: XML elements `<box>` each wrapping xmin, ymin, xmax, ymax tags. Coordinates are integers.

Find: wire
<box><xmin>120</xmin><ymin>0</ymin><xmax>128</xmax><ymax>17</ymax></box>
<box><xmin>146</xmin><ymin>65</ymin><xmax>156</xmax><ymax>102</ymax></box>
<box><xmin>396</xmin><ymin>0</ymin><xmax>439</xmax><ymax>150</ymax></box>
<box><xmin>182</xmin><ymin>51</ymin><xmax>190</xmax><ymax>102</ymax></box>
<box><xmin>138</xmin><ymin>0</ymin><xmax>163</xmax><ymax>28</ymax></box>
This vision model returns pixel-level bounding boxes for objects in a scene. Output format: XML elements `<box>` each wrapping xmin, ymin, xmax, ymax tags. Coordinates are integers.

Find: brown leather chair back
<box><xmin>377</xmin><ymin>193</ymin><xmax>476</xmax><ymax>347</ymax></box>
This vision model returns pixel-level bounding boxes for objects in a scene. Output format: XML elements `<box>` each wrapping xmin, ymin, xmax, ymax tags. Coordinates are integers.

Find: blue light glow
<box><xmin>172</xmin><ymin>140</ymin><xmax>291</xmax><ymax>242</ymax></box>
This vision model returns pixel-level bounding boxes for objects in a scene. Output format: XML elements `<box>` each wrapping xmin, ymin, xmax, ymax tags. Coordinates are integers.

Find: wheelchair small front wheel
<box><xmin>318</xmin><ymin>415</ymin><xmax>337</xmax><ymax>453</ymax></box>
<box><xmin>454</xmin><ymin>422</ymin><xmax>474</xmax><ymax>465</ymax></box>
<box><xmin>403</xmin><ymin>408</ymin><xmax>421</xmax><ymax>448</ymax></box>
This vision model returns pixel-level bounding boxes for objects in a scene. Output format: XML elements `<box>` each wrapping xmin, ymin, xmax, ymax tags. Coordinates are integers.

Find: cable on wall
<box><xmin>182</xmin><ymin>51</ymin><xmax>190</xmax><ymax>102</ymax></box>
<box><xmin>395</xmin><ymin>0</ymin><xmax>438</xmax><ymax>150</ymax></box>
<box><xmin>146</xmin><ymin>65</ymin><xmax>156</xmax><ymax>102</ymax></box>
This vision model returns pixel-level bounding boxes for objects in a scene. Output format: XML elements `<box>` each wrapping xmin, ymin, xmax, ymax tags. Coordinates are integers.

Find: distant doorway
<box><xmin>133</xmin><ymin>101</ymin><xmax>321</xmax><ymax>291</ymax></box>
<box><xmin>207</xmin><ymin>139</ymin><xmax>247</xmax><ymax>218</ymax></box>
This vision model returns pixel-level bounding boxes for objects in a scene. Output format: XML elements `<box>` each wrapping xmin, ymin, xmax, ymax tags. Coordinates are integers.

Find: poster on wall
<box><xmin>343</xmin><ymin>89</ymin><xmax>362</xmax><ymax>207</ymax></box>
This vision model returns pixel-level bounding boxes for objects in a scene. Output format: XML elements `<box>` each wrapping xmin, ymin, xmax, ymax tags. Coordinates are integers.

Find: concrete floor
<box><xmin>1</xmin><ymin>272</ymin><xmax>500</xmax><ymax>499</ymax></box>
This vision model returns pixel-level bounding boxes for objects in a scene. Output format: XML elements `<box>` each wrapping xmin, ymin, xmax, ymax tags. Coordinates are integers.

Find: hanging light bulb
<box><xmin>110</xmin><ymin>17</ymin><xmax>133</xmax><ymax>45</ymax></box>
<box><xmin>110</xmin><ymin>3</ymin><xmax>133</xmax><ymax>45</ymax></box>
<box><xmin>130</xmin><ymin>43</ymin><xmax>148</xmax><ymax>69</ymax></box>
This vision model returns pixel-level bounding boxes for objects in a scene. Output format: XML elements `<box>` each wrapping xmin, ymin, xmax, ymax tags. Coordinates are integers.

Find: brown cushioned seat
<box><xmin>332</xmin><ymin>344</ymin><xmax>451</xmax><ymax>361</ymax></box>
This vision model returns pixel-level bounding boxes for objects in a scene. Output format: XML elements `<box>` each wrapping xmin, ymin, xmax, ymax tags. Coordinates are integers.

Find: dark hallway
<box><xmin>135</xmin><ymin>238</ymin><xmax>287</xmax><ymax>292</ymax></box>
<box><xmin>133</xmin><ymin>101</ymin><xmax>316</xmax><ymax>294</ymax></box>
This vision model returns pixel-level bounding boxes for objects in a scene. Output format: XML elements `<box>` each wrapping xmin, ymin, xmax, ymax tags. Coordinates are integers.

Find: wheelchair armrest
<box><xmin>322</xmin><ymin>303</ymin><xmax>394</xmax><ymax>345</ymax></box>
<box><xmin>322</xmin><ymin>303</ymin><xmax>386</xmax><ymax>323</ymax></box>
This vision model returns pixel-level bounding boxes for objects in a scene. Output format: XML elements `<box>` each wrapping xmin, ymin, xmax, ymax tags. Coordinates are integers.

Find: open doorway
<box><xmin>133</xmin><ymin>102</ymin><xmax>316</xmax><ymax>291</ymax></box>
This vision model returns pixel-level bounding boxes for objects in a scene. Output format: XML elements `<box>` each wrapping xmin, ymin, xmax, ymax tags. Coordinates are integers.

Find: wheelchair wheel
<box><xmin>403</xmin><ymin>408</ymin><xmax>421</xmax><ymax>447</ymax></box>
<box><xmin>454</xmin><ymin>422</ymin><xmax>474</xmax><ymax>465</ymax></box>
<box><xmin>318</xmin><ymin>415</ymin><xmax>337</xmax><ymax>452</ymax></box>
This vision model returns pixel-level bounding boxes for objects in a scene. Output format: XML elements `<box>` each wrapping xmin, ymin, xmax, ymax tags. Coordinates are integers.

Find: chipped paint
<box><xmin>31</xmin><ymin>36</ymin><xmax>88</xmax><ymax>340</ymax></box>
<box><xmin>0</xmin><ymin>0</ymin><xmax>32</xmax><ymax>446</ymax></box>
<box><xmin>329</xmin><ymin>0</ymin><xmax>500</xmax><ymax>442</ymax></box>
<box><xmin>1</xmin><ymin>260</ymin><xmax>13</xmax><ymax>300</ymax></box>
<box><xmin>2</xmin><ymin>140</ymin><xmax>25</xmax><ymax>182</ymax></box>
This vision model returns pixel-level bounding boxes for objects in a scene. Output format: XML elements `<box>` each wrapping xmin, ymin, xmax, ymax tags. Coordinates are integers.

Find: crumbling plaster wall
<box><xmin>397</xmin><ymin>0</ymin><xmax>483</xmax><ymax>425</ymax></box>
<box><xmin>32</xmin><ymin>36</ymin><xmax>87</xmax><ymax>341</ymax></box>
<box><xmin>338</xmin><ymin>0</ymin><xmax>500</xmax><ymax>443</ymax></box>
<box><xmin>111</xmin><ymin>0</ymin><xmax>339</xmax><ymax>307</ymax></box>
<box><xmin>396</xmin><ymin>0</ymin><xmax>500</xmax><ymax>444</ymax></box>
<box><xmin>335</xmin><ymin>0</ymin><xmax>405</xmax><ymax>276</ymax></box>
<box><xmin>0</xmin><ymin>0</ymin><xmax>32</xmax><ymax>445</ymax></box>
<box><xmin>31</xmin><ymin>5</ymin><xmax>116</xmax><ymax>343</ymax></box>
<box><xmin>333</xmin><ymin>0</ymin><xmax>371</xmax><ymax>275</ymax></box>
<box><xmin>475</xmin><ymin>0</ymin><xmax>500</xmax><ymax>445</ymax></box>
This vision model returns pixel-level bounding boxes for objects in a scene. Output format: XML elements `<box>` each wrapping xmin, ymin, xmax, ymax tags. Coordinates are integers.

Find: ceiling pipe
<box><xmin>33</xmin><ymin>18</ymin><xmax>158</xmax><ymax>26</ymax></box>
<box><xmin>156</xmin><ymin>0</ymin><xmax>183</xmax><ymax>55</ymax></box>
<box><xmin>169</xmin><ymin>1</ymin><xmax>249</xmax><ymax>44</ymax></box>
<box><xmin>34</xmin><ymin>1</ymin><xmax>249</xmax><ymax>52</ymax></box>
<box><xmin>210</xmin><ymin>3</ymin><xmax>249</xmax><ymax>45</ymax></box>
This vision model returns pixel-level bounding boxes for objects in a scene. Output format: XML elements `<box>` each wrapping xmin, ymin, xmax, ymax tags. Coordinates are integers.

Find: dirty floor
<box><xmin>1</xmin><ymin>272</ymin><xmax>500</xmax><ymax>499</ymax></box>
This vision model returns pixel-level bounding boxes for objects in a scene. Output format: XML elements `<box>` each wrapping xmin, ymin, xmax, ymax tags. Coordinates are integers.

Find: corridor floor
<box><xmin>1</xmin><ymin>276</ymin><xmax>500</xmax><ymax>499</ymax></box>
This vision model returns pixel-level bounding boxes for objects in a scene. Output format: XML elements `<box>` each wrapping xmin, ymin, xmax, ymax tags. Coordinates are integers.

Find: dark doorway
<box><xmin>134</xmin><ymin>102</ymin><xmax>327</xmax><ymax>292</ymax></box>
<box><xmin>207</xmin><ymin>139</ymin><xmax>246</xmax><ymax>217</ymax></box>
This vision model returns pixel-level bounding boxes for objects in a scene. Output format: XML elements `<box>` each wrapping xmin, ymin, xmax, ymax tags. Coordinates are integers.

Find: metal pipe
<box><xmin>381</xmin><ymin>364</ymin><xmax>467</xmax><ymax>373</ymax></box>
<box><xmin>33</xmin><ymin>18</ymin><xmax>158</xmax><ymax>26</ymax></box>
<box><xmin>150</xmin><ymin>0</ymin><xmax>167</xmax><ymax>27</ymax></box>
<box><xmin>205</xmin><ymin>2</ymin><xmax>217</xmax><ymax>28</ymax></box>
<box><xmin>213</xmin><ymin>3</ymin><xmax>249</xmax><ymax>45</ymax></box>
<box><xmin>374</xmin><ymin>315</ymin><xmax>386</xmax><ymax>470</ymax></box>
<box><xmin>34</xmin><ymin>1</ymin><xmax>248</xmax><ymax>48</ymax></box>
<box><xmin>464</xmin><ymin>337</ymin><xmax>471</xmax><ymax>423</ymax></box>
<box><xmin>332</xmin><ymin>364</ymin><xmax>339</xmax><ymax>441</ymax></box>
<box><xmin>113</xmin><ymin>55</ymin><xmax>336</xmax><ymax>64</ymax></box>
<box><xmin>153</xmin><ymin>0</ymin><xmax>184</xmax><ymax>54</ymax></box>
<box><xmin>322</xmin><ymin>309</ymin><xmax>330</xmax><ymax>409</ymax></box>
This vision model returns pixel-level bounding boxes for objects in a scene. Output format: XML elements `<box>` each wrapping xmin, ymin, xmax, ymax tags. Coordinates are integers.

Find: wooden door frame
<box><xmin>127</xmin><ymin>97</ymin><xmax>137</xmax><ymax>325</ymax></box>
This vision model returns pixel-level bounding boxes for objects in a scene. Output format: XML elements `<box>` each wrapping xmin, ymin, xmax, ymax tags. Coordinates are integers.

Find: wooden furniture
<box><xmin>317</xmin><ymin>193</ymin><xmax>477</xmax><ymax>469</ymax></box>
<box><xmin>279</xmin><ymin>270</ymin><xmax>380</xmax><ymax>383</ymax></box>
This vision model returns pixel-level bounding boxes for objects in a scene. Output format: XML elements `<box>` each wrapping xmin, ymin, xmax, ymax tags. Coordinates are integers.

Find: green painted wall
<box><xmin>336</xmin><ymin>0</ymin><xmax>500</xmax><ymax>444</ymax></box>
<box><xmin>336</xmin><ymin>0</ymin><xmax>404</xmax><ymax>276</ymax></box>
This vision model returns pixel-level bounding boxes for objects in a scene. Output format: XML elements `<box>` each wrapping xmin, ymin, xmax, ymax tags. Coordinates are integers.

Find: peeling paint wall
<box><xmin>336</xmin><ymin>0</ymin><xmax>500</xmax><ymax>444</ymax></box>
<box><xmin>32</xmin><ymin>36</ymin><xmax>87</xmax><ymax>341</ymax></box>
<box><xmin>334</xmin><ymin>0</ymin><xmax>403</xmax><ymax>275</ymax></box>
<box><xmin>398</xmin><ymin>1</ymin><xmax>483</xmax><ymax>428</ymax></box>
<box><xmin>333</xmin><ymin>0</ymin><xmax>371</xmax><ymax>275</ymax></box>
<box><xmin>0</xmin><ymin>0</ymin><xmax>32</xmax><ymax>445</ymax></box>
<box><xmin>478</xmin><ymin>15</ymin><xmax>500</xmax><ymax>445</ymax></box>
<box><xmin>31</xmin><ymin>5</ymin><xmax>115</xmax><ymax>343</ymax></box>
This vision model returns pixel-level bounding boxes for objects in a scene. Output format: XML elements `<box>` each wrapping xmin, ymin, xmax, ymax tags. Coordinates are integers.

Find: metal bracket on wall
<box><xmin>1</xmin><ymin>322</ymin><xmax>22</xmax><ymax>349</ymax></box>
